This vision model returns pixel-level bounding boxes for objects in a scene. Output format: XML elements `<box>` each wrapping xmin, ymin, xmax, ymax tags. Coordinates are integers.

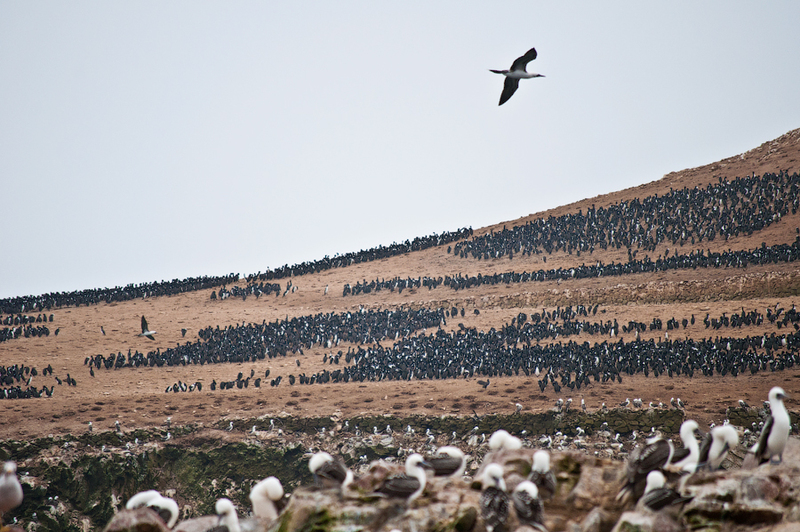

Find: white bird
<box><xmin>147</xmin><ymin>495</ymin><xmax>179</xmax><ymax>528</ymax></box>
<box><xmin>708</xmin><ymin>425</ymin><xmax>739</xmax><ymax>470</ymax></box>
<box><xmin>214</xmin><ymin>498</ymin><xmax>241</xmax><ymax>532</ymax></box>
<box><xmin>669</xmin><ymin>420</ymin><xmax>701</xmax><ymax>473</ymax></box>
<box><xmin>480</xmin><ymin>464</ymin><xmax>509</xmax><ymax>532</ymax></box>
<box><xmin>374</xmin><ymin>453</ymin><xmax>430</xmax><ymax>502</ymax></box>
<box><xmin>426</xmin><ymin>446</ymin><xmax>466</xmax><ymax>478</ymax></box>
<box><xmin>490</xmin><ymin>47</ymin><xmax>545</xmax><ymax>105</ymax></box>
<box><xmin>249</xmin><ymin>476</ymin><xmax>284</xmax><ymax>522</ymax></box>
<box><xmin>489</xmin><ymin>429</ymin><xmax>522</xmax><ymax>451</ymax></box>
<box><xmin>125</xmin><ymin>489</ymin><xmax>161</xmax><ymax>510</ymax></box>
<box><xmin>138</xmin><ymin>316</ymin><xmax>156</xmax><ymax>340</ymax></box>
<box><xmin>639</xmin><ymin>471</ymin><xmax>692</xmax><ymax>511</ymax></box>
<box><xmin>309</xmin><ymin>452</ymin><xmax>353</xmax><ymax>489</ymax></box>
<box><xmin>528</xmin><ymin>450</ymin><xmax>556</xmax><ymax>500</ymax></box>
<box><xmin>747</xmin><ymin>386</ymin><xmax>791</xmax><ymax>465</ymax></box>
<box><xmin>512</xmin><ymin>481</ymin><xmax>546</xmax><ymax>531</ymax></box>
<box><xmin>0</xmin><ymin>462</ymin><xmax>24</xmax><ymax>517</ymax></box>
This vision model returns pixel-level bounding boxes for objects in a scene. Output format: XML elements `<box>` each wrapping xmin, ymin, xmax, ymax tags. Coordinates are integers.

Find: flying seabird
<box><xmin>146</xmin><ymin>494</ymin><xmax>179</xmax><ymax>528</ymax></box>
<box><xmin>0</xmin><ymin>462</ymin><xmax>23</xmax><ymax>517</ymax></box>
<box><xmin>249</xmin><ymin>476</ymin><xmax>284</xmax><ymax>522</ymax></box>
<box><xmin>528</xmin><ymin>450</ymin><xmax>556</xmax><ymax>500</ymax></box>
<box><xmin>480</xmin><ymin>464</ymin><xmax>510</xmax><ymax>532</ymax></box>
<box><xmin>138</xmin><ymin>316</ymin><xmax>156</xmax><ymax>340</ymax></box>
<box><xmin>745</xmin><ymin>386</ymin><xmax>791</xmax><ymax>467</ymax></box>
<box><xmin>309</xmin><ymin>452</ymin><xmax>354</xmax><ymax>489</ymax></box>
<box><xmin>512</xmin><ymin>481</ymin><xmax>547</xmax><ymax>532</ymax></box>
<box><xmin>639</xmin><ymin>471</ymin><xmax>692</xmax><ymax>511</ymax></box>
<box><xmin>490</xmin><ymin>47</ymin><xmax>544</xmax><ymax>105</ymax></box>
<box><xmin>426</xmin><ymin>446</ymin><xmax>466</xmax><ymax>478</ymax></box>
<box><xmin>707</xmin><ymin>425</ymin><xmax>739</xmax><ymax>470</ymax></box>
<box><xmin>374</xmin><ymin>453</ymin><xmax>431</xmax><ymax>502</ymax></box>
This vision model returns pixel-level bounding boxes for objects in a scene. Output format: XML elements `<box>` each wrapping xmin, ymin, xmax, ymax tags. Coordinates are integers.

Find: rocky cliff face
<box><xmin>3</xmin><ymin>410</ymin><xmax>798</xmax><ymax>532</ymax></box>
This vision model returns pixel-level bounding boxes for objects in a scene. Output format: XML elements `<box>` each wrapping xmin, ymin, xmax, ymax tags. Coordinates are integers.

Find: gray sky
<box><xmin>2</xmin><ymin>2</ymin><xmax>799</xmax><ymax>299</ymax></box>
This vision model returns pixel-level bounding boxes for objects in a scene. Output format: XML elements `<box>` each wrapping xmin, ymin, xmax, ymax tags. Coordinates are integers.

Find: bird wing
<box><xmin>512</xmin><ymin>490</ymin><xmax>544</xmax><ymax>525</ymax></box>
<box><xmin>498</xmin><ymin>77</ymin><xmax>520</xmax><ymax>106</ymax></box>
<box><xmin>529</xmin><ymin>470</ymin><xmax>556</xmax><ymax>499</ymax></box>
<box><xmin>480</xmin><ymin>487</ymin><xmax>510</xmax><ymax>529</ymax></box>
<box><xmin>754</xmin><ymin>415</ymin><xmax>774</xmax><ymax>460</ymax></box>
<box><xmin>671</xmin><ymin>446</ymin><xmax>691</xmax><ymax>464</ymax></box>
<box><xmin>642</xmin><ymin>487</ymin><xmax>691</xmax><ymax>511</ymax></box>
<box><xmin>377</xmin><ymin>474</ymin><xmax>420</xmax><ymax>497</ymax></box>
<box><xmin>141</xmin><ymin>316</ymin><xmax>149</xmax><ymax>333</ymax></box>
<box><xmin>635</xmin><ymin>439</ymin><xmax>671</xmax><ymax>475</ymax></box>
<box><xmin>697</xmin><ymin>431</ymin><xmax>713</xmax><ymax>464</ymax></box>
<box><xmin>510</xmin><ymin>47</ymin><xmax>538</xmax><ymax>71</ymax></box>
<box><xmin>428</xmin><ymin>455</ymin><xmax>463</xmax><ymax>476</ymax></box>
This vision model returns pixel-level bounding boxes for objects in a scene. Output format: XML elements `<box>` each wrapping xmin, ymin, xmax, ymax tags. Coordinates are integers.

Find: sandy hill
<box><xmin>2</xmin><ymin>128</ymin><xmax>800</xmax><ymax>441</ymax></box>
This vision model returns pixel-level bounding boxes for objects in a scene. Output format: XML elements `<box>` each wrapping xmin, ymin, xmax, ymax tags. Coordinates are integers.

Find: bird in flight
<box><xmin>138</xmin><ymin>316</ymin><xmax>156</xmax><ymax>340</ymax></box>
<box><xmin>490</xmin><ymin>47</ymin><xmax>544</xmax><ymax>105</ymax></box>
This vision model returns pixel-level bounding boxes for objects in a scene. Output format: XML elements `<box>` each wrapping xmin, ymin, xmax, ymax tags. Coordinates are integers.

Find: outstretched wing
<box><xmin>510</xmin><ymin>47</ymin><xmax>538</xmax><ymax>71</ymax></box>
<box><xmin>498</xmin><ymin>77</ymin><xmax>520</xmax><ymax>106</ymax></box>
<box><xmin>141</xmin><ymin>316</ymin><xmax>148</xmax><ymax>333</ymax></box>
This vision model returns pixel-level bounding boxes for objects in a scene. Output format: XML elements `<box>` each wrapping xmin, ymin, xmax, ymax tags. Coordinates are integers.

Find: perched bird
<box><xmin>309</xmin><ymin>452</ymin><xmax>354</xmax><ymax>489</ymax></box>
<box><xmin>668</xmin><ymin>420</ymin><xmax>701</xmax><ymax>473</ymax></box>
<box><xmin>707</xmin><ymin>425</ymin><xmax>739</xmax><ymax>470</ymax></box>
<box><xmin>480</xmin><ymin>464</ymin><xmax>510</xmax><ymax>532</ymax></box>
<box><xmin>490</xmin><ymin>47</ymin><xmax>545</xmax><ymax>105</ymax></box>
<box><xmin>512</xmin><ymin>481</ymin><xmax>547</xmax><ymax>531</ymax></box>
<box><xmin>639</xmin><ymin>471</ymin><xmax>692</xmax><ymax>511</ymax></box>
<box><xmin>147</xmin><ymin>495</ymin><xmax>179</xmax><ymax>528</ymax></box>
<box><xmin>489</xmin><ymin>429</ymin><xmax>522</xmax><ymax>451</ymax></box>
<box><xmin>249</xmin><ymin>476</ymin><xmax>284</xmax><ymax>522</ymax></box>
<box><xmin>213</xmin><ymin>498</ymin><xmax>241</xmax><ymax>532</ymax></box>
<box><xmin>426</xmin><ymin>446</ymin><xmax>466</xmax><ymax>478</ymax></box>
<box><xmin>528</xmin><ymin>450</ymin><xmax>556</xmax><ymax>500</ymax></box>
<box><xmin>738</xmin><ymin>399</ymin><xmax>749</xmax><ymax>409</ymax></box>
<box><xmin>746</xmin><ymin>386</ymin><xmax>791</xmax><ymax>466</ymax></box>
<box><xmin>374</xmin><ymin>453</ymin><xmax>431</xmax><ymax>502</ymax></box>
<box><xmin>617</xmin><ymin>438</ymin><xmax>673</xmax><ymax>503</ymax></box>
<box><xmin>0</xmin><ymin>462</ymin><xmax>24</xmax><ymax>517</ymax></box>
<box><xmin>138</xmin><ymin>316</ymin><xmax>156</xmax><ymax>340</ymax></box>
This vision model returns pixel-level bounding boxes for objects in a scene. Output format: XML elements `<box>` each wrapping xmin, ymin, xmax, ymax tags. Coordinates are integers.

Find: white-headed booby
<box><xmin>0</xmin><ymin>461</ymin><xmax>23</xmax><ymax>516</ymax></box>
<box><xmin>375</xmin><ymin>453</ymin><xmax>430</xmax><ymax>502</ymax></box>
<box><xmin>480</xmin><ymin>464</ymin><xmax>510</xmax><ymax>532</ymax></box>
<box><xmin>639</xmin><ymin>471</ymin><xmax>692</xmax><ymax>511</ymax></box>
<box><xmin>528</xmin><ymin>450</ymin><xmax>556</xmax><ymax>500</ymax></box>
<box><xmin>309</xmin><ymin>452</ymin><xmax>354</xmax><ymax>489</ymax></box>
<box><xmin>668</xmin><ymin>420</ymin><xmax>701</xmax><ymax>473</ymax></box>
<box><xmin>512</xmin><ymin>481</ymin><xmax>547</xmax><ymax>531</ymax></box>
<box><xmin>747</xmin><ymin>386</ymin><xmax>791</xmax><ymax>466</ymax></box>
<box><xmin>489</xmin><ymin>429</ymin><xmax>522</xmax><ymax>451</ymax></box>
<box><xmin>146</xmin><ymin>494</ymin><xmax>179</xmax><ymax>528</ymax></box>
<box><xmin>707</xmin><ymin>425</ymin><xmax>739</xmax><ymax>470</ymax></box>
<box><xmin>249</xmin><ymin>476</ymin><xmax>284</xmax><ymax>522</ymax></box>
<box><xmin>125</xmin><ymin>489</ymin><xmax>161</xmax><ymax>510</ymax></box>
<box><xmin>214</xmin><ymin>498</ymin><xmax>241</xmax><ymax>532</ymax></box>
<box><xmin>617</xmin><ymin>438</ymin><xmax>673</xmax><ymax>503</ymax></box>
<box><xmin>490</xmin><ymin>47</ymin><xmax>544</xmax><ymax>106</ymax></box>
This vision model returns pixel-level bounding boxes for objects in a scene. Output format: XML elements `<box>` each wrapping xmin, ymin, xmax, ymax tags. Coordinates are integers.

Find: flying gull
<box><xmin>490</xmin><ymin>47</ymin><xmax>544</xmax><ymax>106</ymax></box>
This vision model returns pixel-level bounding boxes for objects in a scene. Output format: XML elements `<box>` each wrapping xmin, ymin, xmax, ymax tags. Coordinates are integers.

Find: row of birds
<box><xmin>0</xmin><ymin>386</ymin><xmax>790</xmax><ymax>532</ymax></box>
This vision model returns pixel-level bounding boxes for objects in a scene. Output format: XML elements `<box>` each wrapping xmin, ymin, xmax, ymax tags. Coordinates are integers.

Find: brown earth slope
<box><xmin>2</xmin><ymin>128</ymin><xmax>800</xmax><ymax>441</ymax></box>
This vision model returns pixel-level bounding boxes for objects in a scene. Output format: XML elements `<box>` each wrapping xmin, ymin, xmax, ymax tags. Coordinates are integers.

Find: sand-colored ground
<box><xmin>2</xmin><ymin>128</ymin><xmax>800</xmax><ymax>441</ymax></box>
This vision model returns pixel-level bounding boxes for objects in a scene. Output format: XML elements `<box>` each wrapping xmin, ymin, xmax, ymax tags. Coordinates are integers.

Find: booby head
<box><xmin>146</xmin><ymin>495</ymin><xmax>179</xmax><ymax>528</ymax></box>
<box><xmin>708</xmin><ymin>425</ymin><xmax>739</xmax><ymax>470</ymax></box>
<box><xmin>249</xmin><ymin>476</ymin><xmax>284</xmax><ymax>521</ymax></box>
<box><xmin>481</xmin><ymin>463</ymin><xmax>507</xmax><ymax>491</ymax></box>
<box><xmin>643</xmin><ymin>470</ymin><xmax>665</xmax><ymax>495</ymax></box>
<box><xmin>309</xmin><ymin>452</ymin><xmax>333</xmax><ymax>474</ymax></box>
<box><xmin>489</xmin><ymin>429</ymin><xmax>522</xmax><ymax>451</ymax></box>
<box><xmin>770</xmin><ymin>386</ymin><xmax>789</xmax><ymax>404</ymax></box>
<box><xmin>215</xmin><ymin>498</ymin><xmax>241</xmax><ymax>532</ymax></box>
<box><xmin>532</xmin><ymin>450</ymin><xmax>550</xmax><ymax>473</ymax></box>
<box><xmin>125</xmin><ymin>489</ymin><xmax>161</xmax><ymax>510</ymax></box>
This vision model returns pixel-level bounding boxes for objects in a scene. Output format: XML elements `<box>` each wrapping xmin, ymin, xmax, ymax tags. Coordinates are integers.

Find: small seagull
<box><xmin>138</xmin><ymin>316</ymin><xmax>156</xmax><ymax>340</ymax></box>
<box><xmin>490</xmin><ymin>47</ymin><xmax>545</xmax><ymax>106</ymax></box>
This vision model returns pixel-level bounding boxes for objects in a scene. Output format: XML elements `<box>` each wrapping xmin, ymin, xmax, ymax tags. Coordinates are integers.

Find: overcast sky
<box><xmin>2</xmin><ymin>2</ymin><xmax>799</xmax><ymax>299</ymax></box>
